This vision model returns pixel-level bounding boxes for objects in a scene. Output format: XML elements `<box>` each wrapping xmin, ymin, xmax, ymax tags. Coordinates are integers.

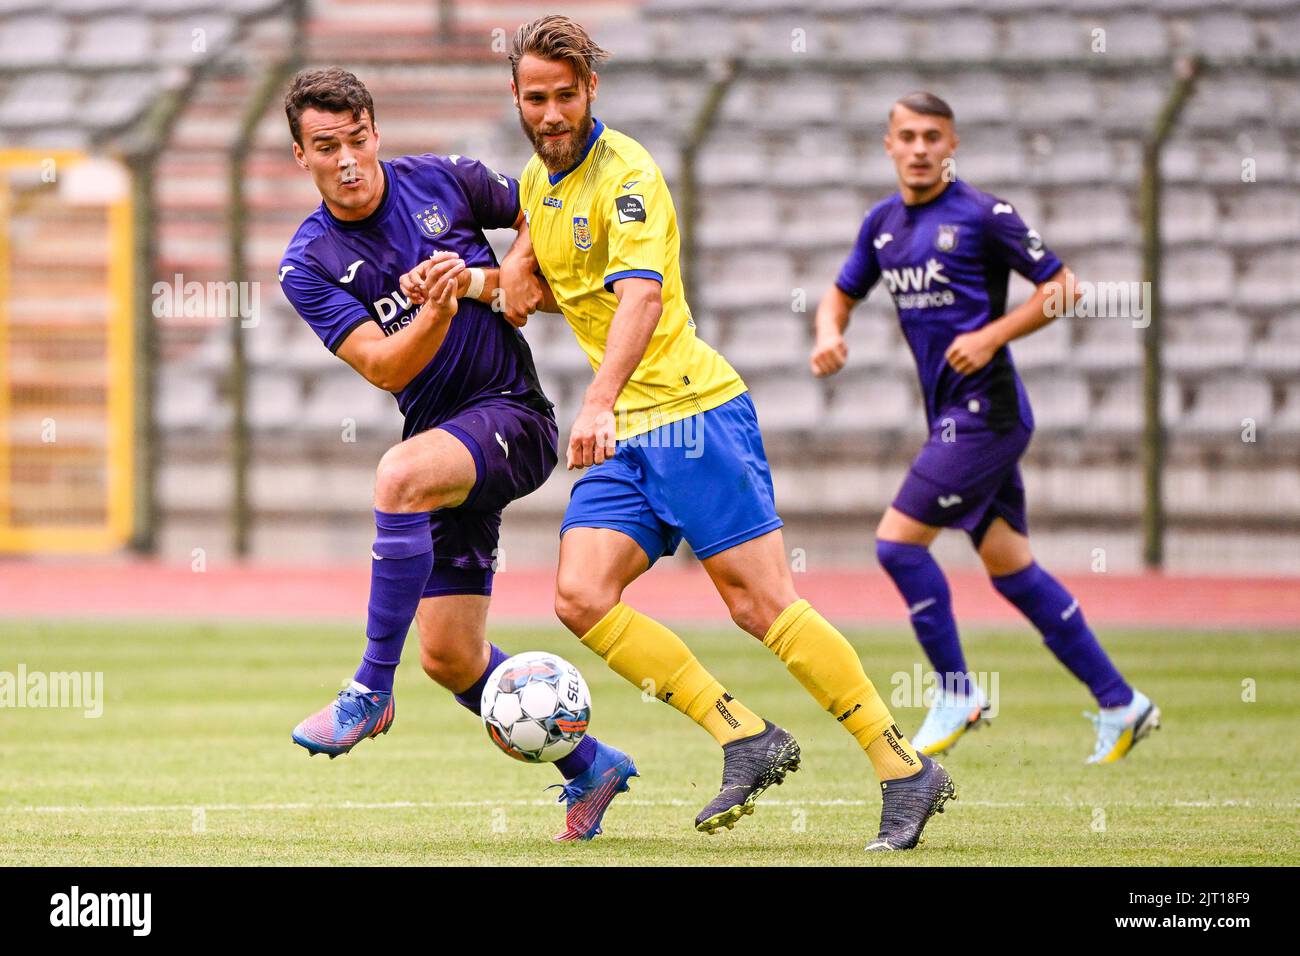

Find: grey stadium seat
<box><xmin>70</xmin><ymin>15</ymin><xmax>153</xmax><ymax>68</ymax></box>
<box><xmin>1023</xmin><ymin>373</ymin><xmax>1090</xmax><ymax>435</ymax></box>
<box><xmin>1252</xmin><ymin>317</ymin><xmax>1300</xmax><ymax>375</ymax></box>
<box><xmin>1</xmin><ymin>73</ymin><xmax>78</xmax><ymax>128</ymax></box>
<box><xmin>1009</xmin><ymin>317</ymin><xmax>1071</xmax><ymax>372</ymax></box>
<box><xmin>156</xmin><ymin>369</ymin><xmax>228</xmax><ymax>433</ymax></box>
<box><xmin>1190</xmin><ymin>11</ymin><xmax>1260</xmax><ymax>58</ymax></box>
<box><xmin>1159</xmin><ymin>189</ymin><xmax>1218</xmax><ymax>245</ymax></box>
<box><xmin>1089</xmin><ymin>378</ymin><xmax>1182</xmax><ymax>437</ymax></box>
<box><xmin>1006</xmin><ymin>15</ymin><xmax>1090</xmax><ymax>60</ymax></box>
<box><xmin>843</xmin><ymin>315</ymin><xmax>908</xmax><ymax>372</ymax></box>
<box><xmin>747</xmin><ymin>376</ymin><xmax>826</xmax><ymax>432</ymax></box>
<box><xmin>302</xmin><ymin>372</ymin><xmax>395</xmax><ymax>436</ymax></box>
<box><xmin>1163</xmin><ymin>249</ymin><xmax>1234</xmax><ymax>309</ymax></box>
<box><xmin>1178</xmin><ymin>376</ymin><xmax>1274</xmax><ymax>437</ymax></box>
<box><xmin>722</xmin><ymin>316</ymin><xmax>808</xmax><ymax>374</ymax></box>
<box><xmin>1045</xmin><ymin>188</ymin><xmax>1131</xmax><ymax>246</ymax></box>
<box><xmin>1220</xmin><ymin>189</ymin><xmax>1300</xmax><ymax>246</ymax></box>
<box><xmin>1165</xmin><ymin>316</ymin><xmax>1250</xmax><ymax>374</ymax></box>
<box><xmin>1271</xmin><ymin>383</ymin><xmax>1300</xmax><ymax>438</ymax></box>
<box><xmin>1236</xmin><ymin>252</ymin><xmax>1300</xmax><ymax>311</ymax></box>
<box><xmin>0</xmin><ymin>14</ymin><xmax>69</xmax><ymax>69</ymax></box>
<box><xmin>824</xmin><ymin>371</ymin><xmax>917</xmax><ymax>436</ymax></box>
<box><xmin>1075</xmin><ymin>319</ymin><xmax>1143</xmax><ymax>374</ymax></box>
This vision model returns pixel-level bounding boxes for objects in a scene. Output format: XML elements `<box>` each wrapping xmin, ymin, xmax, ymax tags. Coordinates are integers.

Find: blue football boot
<box><xmin>292</xmin><ymin>684</ymin><xmax>395</xmax><ymax>758</ymax></box>
<box><xmin>549</xmin><ymin>740</ymin><xmax>638</xmax><ymax>842</ymax></box>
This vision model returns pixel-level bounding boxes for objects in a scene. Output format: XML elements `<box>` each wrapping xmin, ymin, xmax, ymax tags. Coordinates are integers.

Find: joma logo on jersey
<box><xmin>572</xmin><ymin>216</ymin><xmax>592</xmax><ymax>250</ymax></box>
<box><xmin>413</xmin><ymin>203</ymin><xmax>449</xmax><ymax>238</ymax></box>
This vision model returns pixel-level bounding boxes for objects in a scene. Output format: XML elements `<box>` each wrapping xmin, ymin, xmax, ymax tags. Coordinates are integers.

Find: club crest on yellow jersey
<box><xmin>572</xmin><ymin>216</ymin><xmax>592</xmax><ymax>251</ymax></box>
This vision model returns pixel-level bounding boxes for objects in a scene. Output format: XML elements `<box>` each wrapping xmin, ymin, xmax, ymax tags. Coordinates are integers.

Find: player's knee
<box><xmin>374</xmin><ymin>445</ymin><xmax>422</xmax><ymax>511</ymax></box>
<box><xmin>419</xmin><ymin>644</ymin><xmax>475</xmax><ymax>691</ymax></box>
<box><xmin>978</xmin><ymin>539</ymin><xmax>1033</xmax><ymax>578</ymax></box>
<box><xmin>554</xmin><ymin>579</ymin><xmax>619</xmax><ymax>637</ymax></box>
<box><xmin>982</xmin><ymin>550</ymin><xmax>1032</xmax><ymax>579</ymax></box>
<box><xmin>876</xmin><ymin>537</ymin><xmax>927</xmax><ymax>576</ymax></box>
<box><xmin>726</xmin><ymin>592</ymin><xmax>774</xmax><ymax>640</ymax></box>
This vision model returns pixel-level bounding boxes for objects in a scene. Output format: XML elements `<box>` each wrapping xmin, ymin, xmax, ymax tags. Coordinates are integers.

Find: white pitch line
<box><xmin>3</xmin><ymin>797</ymin><xmax>1295</xmax><ymax>815</ymax></box>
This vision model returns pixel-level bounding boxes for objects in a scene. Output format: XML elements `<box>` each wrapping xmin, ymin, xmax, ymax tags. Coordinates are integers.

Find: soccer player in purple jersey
<box><xmin>812</xmin><ymin>92</ymin><xmax>1160</xmax><ymax>764</ymax></box>
<box><xmin>276</xmin><ymin>68</ymin><xmax>635</xmax><ymax>840</ymax></box>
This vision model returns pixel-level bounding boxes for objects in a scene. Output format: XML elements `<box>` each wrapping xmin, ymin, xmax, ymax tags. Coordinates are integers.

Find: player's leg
<box><xmin>877</xmin><ymin>418</ymin><xmax>1046</xmax><ymax>757</ymax></box>
<box><xmin>555</xmin><ymin>522</ymin><xmax>787</xmax><ymax>835</ymax></box>
<box><xmin>420</xmin><ymin>401</ymin><xmax>639</xmax><ymax>839</ymax></box>
<box><xmin>555</xmin><ymin>524</ymin><xmax>768</xmax><ymax>746</ymax></box>
<box><xmin>413</xmin><ymin>591</ymin><xmax>607</xmax><ymax>784</ymax></box>
<box><xmin>875</xmin><ymin>505</ymin><xmax>988</xmax><ymax>755</ymax></box>
<box><xmin>661</xmin><ymin>393</ymin><xmax>951</xmax><ymax>845</ymax></box>
<box><xmin>354</xmin><ymin>427</ymin><xmax>480</xmax><ymax>696</ymax></box>
<box><xmin>978</xmin><ymin>515</ymin><xmax>1160</xmax><ymax>763</ymax></box>
<box><xmin>876</xmin><ymin>506</ymin><xmax>970</xmax><ymax>694</ymax></box>
<box><xmin>702</xmin><ymin>527</ymin><xmax>927</xmax><ymax>783</ymax></box>
<box><xmin>292</xmin><ymin>427</ymin><xmax>475</xmax><ymax>757</ymax></box>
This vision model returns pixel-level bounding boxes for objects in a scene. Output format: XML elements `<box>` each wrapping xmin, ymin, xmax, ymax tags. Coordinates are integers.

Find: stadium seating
<box><xmin>5</xmin><ymin>0</ymin><xmax>1295</xmax><ymax>569</ymax></box>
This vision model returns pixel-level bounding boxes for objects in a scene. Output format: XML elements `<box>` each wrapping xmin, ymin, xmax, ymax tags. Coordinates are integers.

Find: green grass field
<box><xmin>2</xmin><ymin>620</ymin><xmax>1297</xmax><ymax>866</ymax></box>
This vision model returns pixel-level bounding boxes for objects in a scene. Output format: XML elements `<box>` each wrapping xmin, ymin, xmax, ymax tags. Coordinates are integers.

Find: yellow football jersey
<box><xmin>519</xmin><ymin>120</ymin><xmax>747</xmax><ymax>439</ymax></box>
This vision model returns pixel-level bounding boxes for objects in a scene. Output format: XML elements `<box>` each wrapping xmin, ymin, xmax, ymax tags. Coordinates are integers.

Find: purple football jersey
<box><xmin>279</xmin><ymin>154</ymin><xmax>551</xmax><ymax>439</ymax></box>
<box><xmin>836</xmin><ymin>179</ymin><xmax>1062</xmax><ymax>431</ymax></box>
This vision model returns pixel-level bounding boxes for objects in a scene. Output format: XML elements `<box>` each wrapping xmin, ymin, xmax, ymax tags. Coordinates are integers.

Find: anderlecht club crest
<box><xmin>414</xmin><ymin>204</ymin><xmax>449</xmax><ymax>239</ymax></box>
<box><xmin>935</xmin><ymin>224</ymin><xmax>959</xmax><ymax>252</ymax></box>
<box><xmin>572</xmin><ymin>216</ymin><xmax>592</xmax><ymax>251</ymax></box>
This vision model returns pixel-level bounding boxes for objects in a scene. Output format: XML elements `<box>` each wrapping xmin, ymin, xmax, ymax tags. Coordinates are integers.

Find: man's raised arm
<box><xmin>565</xmin><ymin>275</ymin><xmax>661</xmax><ymax>470</ymax></box>
<box><xmin>500</xmin><ymin>217</ymin><xmax>561</xmax><ymax>327</ymax></box>
<box><xmin>945</xmin><ymin>266</ymin><xmax>1078</xmax><ymax>376</ymax></box>
<box><xmin>333</xmin><ymin>253</ymin><xmax>466</xmax><ymax>392</ymax></box>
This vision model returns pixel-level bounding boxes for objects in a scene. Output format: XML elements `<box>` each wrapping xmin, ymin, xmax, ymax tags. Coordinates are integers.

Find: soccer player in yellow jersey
<box><xmin>498</xmin><ymin>15</ymin><xmax>956</xmax><ymax>850</ymax></box>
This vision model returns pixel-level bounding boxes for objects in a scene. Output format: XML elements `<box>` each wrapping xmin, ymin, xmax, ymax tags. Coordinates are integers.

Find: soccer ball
<box><xmin>481</xmin><ymin>651</ymin><xmax>591</xmax><ymax>763</ymax></box>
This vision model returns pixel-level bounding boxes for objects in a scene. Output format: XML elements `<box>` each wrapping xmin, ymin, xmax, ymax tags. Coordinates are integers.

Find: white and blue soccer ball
<box><xmin>481</xmin><ymin>651</ymin><xmax>591</xmax><ymax>763</ymax></box>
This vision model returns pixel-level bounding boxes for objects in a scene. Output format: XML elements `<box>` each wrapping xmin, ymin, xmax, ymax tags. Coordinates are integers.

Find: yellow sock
<box><xmin>762</xmin><ymin>599</ymin><xmax>921</xmax><ymax>780</ymax></box>
<box><xmin>581</xmin><ymin>602</ymin><xmax>763</xmax><ymax>745</ymax></box>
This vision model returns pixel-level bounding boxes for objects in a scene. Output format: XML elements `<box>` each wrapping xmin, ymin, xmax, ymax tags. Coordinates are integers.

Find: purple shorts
<box><xmin>891</xmin><ymin>412</ymin><xmax>1032</xmax><ymax>548</ymax></box>
<box><xmin>420</xmin><ymin>400</ymin><xmax>557</xmax><ymax>596</ymax></box>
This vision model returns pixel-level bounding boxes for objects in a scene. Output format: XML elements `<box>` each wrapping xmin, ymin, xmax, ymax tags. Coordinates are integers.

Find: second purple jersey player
<box><xmin>813</xmin><ymin>91</ymin><xmax>1159</xmax><ymax>765</ymax></box>
<box><xmin>277</xmin><ymin>67</ymin><xmax>636</xmax><ymax>842</ymax></box>
<box><xmin>834</xmin><ymin>176</ymin><xmax>1047</xmax><ymax>543</ymax></box>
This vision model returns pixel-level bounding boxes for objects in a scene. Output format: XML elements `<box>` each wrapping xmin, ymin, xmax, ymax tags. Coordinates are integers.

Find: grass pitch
<box><xmin>2</xmin><ymin>619</ymin><xmax>1296</xmax><ymax>866</ymax></box>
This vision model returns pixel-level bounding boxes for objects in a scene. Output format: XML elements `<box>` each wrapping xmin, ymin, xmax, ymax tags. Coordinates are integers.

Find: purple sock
<box><xmin>354</xmin><ymin>510</ymin><xmax>433</xmax><ymax>693</ymax></box>
<box><xmin>877</xmin><ymin>539</ymin><xmax>972</xmax><ymax>696</ymax></box>
<box><xmin>453</xmin><ymin>643</ymin><xmax>509</xmax><ymax>715</ymax></box>
<box><xmin>991</xmin><ymin>562</ymin><xmax>1133</xmax><ymax>708</ymax></box>
<box><xmin>452</xmin><ymin>643</ymin><xmax>598</xmax><ymax>780</ymax></box>
<box><xmin>555</xmin><ymin>735</ymin><xmax>597</xmax><ymax>780</ymax></box>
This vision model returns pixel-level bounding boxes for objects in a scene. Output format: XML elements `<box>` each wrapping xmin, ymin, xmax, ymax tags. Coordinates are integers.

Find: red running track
<box><xmin>1</xmin><ymin>560</ymin><xmax>1296</xmax><ymax>629</ymax></box>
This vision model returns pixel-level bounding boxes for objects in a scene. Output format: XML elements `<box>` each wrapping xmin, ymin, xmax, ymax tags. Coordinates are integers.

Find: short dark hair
<box><xmin>284</xmin><ymin>67</ymin><xmax>375</xmax><ymax>147</ymax></box>
<box><xmin>889</xmin><ymin>91</ymin><xmax>955</xmax><ymax>123</ymax></box>
<box><xmin>508</xmin><ymin>15</ymin><xmax>609</xmax><ymax>88</ymax></box>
